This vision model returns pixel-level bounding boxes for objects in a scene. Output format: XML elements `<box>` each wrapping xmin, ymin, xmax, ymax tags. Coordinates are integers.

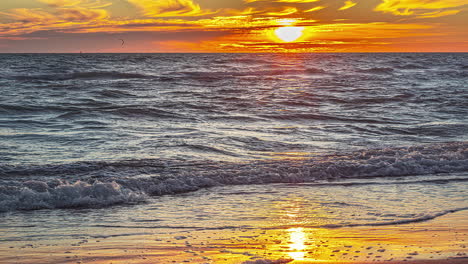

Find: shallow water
<box><xmin>0</xmin><ymin>174</ymin><xmax>467</xmax><ymax>263</ymax></box>
<box><xmin>2</xmin><ymin>173</ymin><xmax>467</xmax><ymax>236</ymax></box>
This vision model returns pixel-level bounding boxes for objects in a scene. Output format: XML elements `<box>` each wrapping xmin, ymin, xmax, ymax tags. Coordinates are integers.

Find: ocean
<box><xmin>0</xmin><ymin>53</ymin><xmax>467</xmax><ymax>263</ymax></box>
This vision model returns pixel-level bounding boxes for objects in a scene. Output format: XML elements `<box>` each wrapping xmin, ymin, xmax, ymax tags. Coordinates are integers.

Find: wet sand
<box><xmin>1</xmin><ymin>210</ymin><xmax>466</xmax><ymax>264</ymax></box>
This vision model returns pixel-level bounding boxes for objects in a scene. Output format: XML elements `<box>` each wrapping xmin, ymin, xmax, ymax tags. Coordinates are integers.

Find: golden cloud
<box><xmin>0</xmin><ymin>0</ymin><xmax>111</xmax><ymax>36</ymax></box>
<box><xmin>39</xmin><ymin>0</ymin><xmax>82</xmax><ymax>7</ymax></box>
<box><xmin>57</xmin><ymin>7</ymin><xmax>108</xmax><ymax>21</ymax></box>
<box><xmin>39</xmin><ymin>0</ymin><xmax>112</xmax><ymax>8</ymax></box>
<box><xmin>2</xmin><ymin>5</ymin><xmax>109</xmax><ymax>23</ymax></box>
<box><xmin>127</xmin><ymin>0</ymin><xmax>213</xmax><ymax>17</ymax></box>
<box><xmin>304</xmin><ymin>6</ymin><xmax>326</xmax><ymax>12</ymax></box>
<box><xmin>338</xmin><ymin>0</ymin><xmax>357</xmax><ymax>11</ymax></box>
<box><xmin>375</xmin><ymin>0</ymin><xmax>468</xmax><ymax>17</ymax></box>
<box><xmin>266</xmin><ymin>7</ymin><xmax>299</xmax><ymax>15</ymax></box>
<box><xmin>245</xmin><ymin>0</ymin><xmax>320</xmax><ymax>3</ymax></box>
<box><xmin>417</xmin><ymin>9</ymin><xmax>461</xmax><ymax>18</ymax></box>
<box><xmin>1</xmin><ymin>8</ymin><xmax>56</xmax><ymax>23</ymax></box>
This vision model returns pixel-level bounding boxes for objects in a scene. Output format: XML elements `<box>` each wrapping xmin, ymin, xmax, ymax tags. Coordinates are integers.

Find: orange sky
<box><xmin>0</xmin><ymin>0</ymin><xmax>467</xmax><ymax>52</ymax></box>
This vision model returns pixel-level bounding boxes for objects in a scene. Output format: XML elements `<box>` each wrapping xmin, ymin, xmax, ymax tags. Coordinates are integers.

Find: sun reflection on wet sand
<box><xmin>3</xmin><ymin>211</ymin><xmax>467</xmax><ymax>263</ymax></box>
<box><xmin>3</xmin><ymin>184</ymin><xmax>467</xmax><ymax>264</ymax></box>
<box><xmin>288</xmin><ymin>227</ymin><xmax>307</xmax><ymax>260</ymax></box>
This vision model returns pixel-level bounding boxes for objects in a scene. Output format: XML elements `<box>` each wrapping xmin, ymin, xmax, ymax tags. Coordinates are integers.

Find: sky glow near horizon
<box><xmin>0</xmin><ymin>0</ymin><xmax>467</xmax><ymax>52</ymax></box>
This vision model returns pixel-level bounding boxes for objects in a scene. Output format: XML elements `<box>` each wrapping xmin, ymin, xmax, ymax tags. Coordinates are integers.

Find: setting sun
<box><xmin>274</xmin><ymin>26</ymin><xmax>305</xmax><ymax>42</ymax></box>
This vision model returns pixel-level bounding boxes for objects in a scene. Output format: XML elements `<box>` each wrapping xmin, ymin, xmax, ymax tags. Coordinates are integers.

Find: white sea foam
<box><xmin>0</xmin><ymin>142</ymin><xmax>467</xmax><ymax>212</ymax></box>
<box><xmin>0</xmin><ymin>180</ymin><xmax>146</xmax><ymax>212</ymax></box>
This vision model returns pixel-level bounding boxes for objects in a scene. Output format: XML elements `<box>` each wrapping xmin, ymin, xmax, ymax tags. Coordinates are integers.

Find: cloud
<box><xmin>57</xmin><ymin>7</ymin><xmax>108</xmax><ymax>21</ymax></box>
<box><xmin>304</xmin><ymin>6</ymin><xmax>326</xmax><ymax>12</ymax></box>
<box><xmin>417</xmin><ymin>9</ymin><xmax>461</xmax><ymax>18</ymax></box>
<box><xmin>374</xmin><ymin>0</ymin><xmax>468</xmax><ymax>17</ymax></box>
<box><xmin>1</xmin><ymin>0</ymin><xmax>111</xmax><ymax>23</ymax></box>
<box><xmin>245</xmin><ymin>0</ymin><xmax>320</xmax><ymax>3</ymax></box>
<box><xmin>39</xmin><ymin>0</ymin><xmax>112</xmax><ymax>8</ymax></box>
<box><xmin>1</xmin><ymin>8</ymin><xmax>56</xmax><ymax>23</ymax></box>
<box><xmin>338</xmin><ymin>1</ymin><xmax>357</xmax><ymax>11</ymax></box>
<box><xmin>0</xmin><ymin>0</ymin><xmax>111</xmax><ymax>36</ymax></box>
<box><xmin>39</xmin><ymin>0</ymin><xmax>83</xmax><ymax>7</ymax></box>
<box><xmin>127</xmin><ymin>0</ymin><xmax>213</xmax><ymax>17</ymax></box>
<box><xmin>266</xmin><ymin>7</ymin><xmax>299</xmax><ymax>16</ymax></box>
<box><xmin>2</xmin><ymin>7</ymin><xmax>109</xmax><ymax>23</ymax></box>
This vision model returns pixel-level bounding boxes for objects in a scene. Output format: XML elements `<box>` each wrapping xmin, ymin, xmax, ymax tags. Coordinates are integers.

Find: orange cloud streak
<box><xmin>375</xmin><ymin>0</ymin><xmax>468</xmax><ymax>17</ymax></box>
<box><xmin>338</xmin><ymin>1</ymin><xmax>357</xmax><ymax>11</ymax></box>
<box><xmin>127</xmin><ymin>0</ymin><xmax>214</xmax><ymax>17</ymax></box>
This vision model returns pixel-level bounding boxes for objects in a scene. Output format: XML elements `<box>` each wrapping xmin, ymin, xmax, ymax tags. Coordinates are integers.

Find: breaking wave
<box><xmin>0</xmin><ymin>181</ymin><xmax>145</xmax><ymax>212</ymax></box>
<box><xmin>1</xmin><ymin>142</ymin><xmax>467</xmax><ymax>212</ymax></box>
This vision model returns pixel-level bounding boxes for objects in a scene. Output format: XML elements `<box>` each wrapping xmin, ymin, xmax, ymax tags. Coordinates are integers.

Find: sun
<box><xmin>274</xmin><ymin>26</ymin><xmax>305</xmax><ymax>42</ymax></box>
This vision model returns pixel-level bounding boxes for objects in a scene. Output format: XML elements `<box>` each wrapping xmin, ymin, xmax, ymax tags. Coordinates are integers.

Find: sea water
<box><xmin>0</xmin><ymin>53</ymin><xmax>467</xmax><ymax>261</ymax></box>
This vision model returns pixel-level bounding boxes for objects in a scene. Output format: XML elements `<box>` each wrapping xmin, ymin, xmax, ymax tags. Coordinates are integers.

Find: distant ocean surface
<box><xmin>0</xmin><ymin>53</ymin><xmax>467</xmax><ymax>231</ymax></box>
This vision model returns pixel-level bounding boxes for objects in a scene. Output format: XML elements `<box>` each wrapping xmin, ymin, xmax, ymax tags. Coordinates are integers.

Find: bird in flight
<box><xmin>119</xmin><ymin>39</ymin><xmax>125</xmax><ymax>46</ymax></box>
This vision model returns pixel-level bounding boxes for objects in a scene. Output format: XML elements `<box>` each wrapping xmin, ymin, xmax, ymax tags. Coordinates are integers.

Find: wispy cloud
<box><xmin>374</xmin><ymin>0</ymin><xmax>468</xmax><ymax>17</ymax></box>
<box><xmin>38</xmin><ymin>0</ymin><xmax>112</xmax><ymax>8</ymax></box>
<box><xmin>338</xmin><ymin>1</ymin><xmax>356</xmax><ymax>11</ymax></box>
<box><xmin>304</xmin><ymin>6</ymin><xmax>326</xmax><ymax>12</ymax></box>
<box><xmin>126</xmin><ymin>0</ymin><xmax>214</xmax><ymax>17</ymax></box>
<box><xmin>266</xmin><ymin>7</ymin><xmax>299</xmax><ymax>16</ymax></box>
<box><xmin>0</xmin><ymin>0</ymin><xmax>110</xmax><ymax>36</ymax></box>
<box><xmin>245</xmin><ymin>0</ymin><xmax>320</xmax><ymax>3</ymax></box>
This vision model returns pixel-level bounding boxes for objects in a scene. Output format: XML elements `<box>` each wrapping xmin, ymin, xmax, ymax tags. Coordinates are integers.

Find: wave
<box><xmin>176</xmin><ymin>67</ymin><xmax>327</xmax><ymax>80</ymax></box>
<box><xmin>96</xmin><ymin>89</ymin><xmax>136</xmax><ymax>98</ymax></box>
<box><xmin>396</xmin><ymin>64</ymin><xmax>427</xmax><ymax>70</ymax></box>
<box><xmin>0</xmin><ymin>103</ymin><xmax>79</xmax><ymax>115</ymax></box>
<box><xmin>0</xmin><ymin>181</ymin><xmax>146</xmax><ymax>212</ymax></box>
<box><xmin>305</xmin><ymin>67</ymin><xmax>327</xmax><ymax>74</ymax></box>
<box><xmin>0</xmin><ymin>102</ymin><xmax>189</xmax><ymax>120</ymax></box>
<box><xmin>214</xmin><ymin>57</ymin><xmax>273</xmax><ymax>65</ymax></box>
<box><xmin>356</xmin><ymin>67</ymin><xmax>394</xmax><ymax>74</ymax></box>
<box><xmin>435</xmin><ymin>69</ymin><xmax>468</xmax><ymax>78</ymax></box>
<box><xmin>208</xmin><ymin>115</ymin><xmax>266</xmax><ymax>122</ymax></box>
<box><xmin>1</xmin><ymin>142</ymin><xmax>467</xmax><ymax>212</ymax></box>
<box><xmin>101</xmin><ymin>106</ymin><xmax>186</xmax><ymax>119</ymax></box>
<box><xmin>37</xmin><ymin>206</ymin><xmax>467</xmax><ymax>232</ymax></box>
<box><xmin>13</xmin><ymin>71</ymin><xmax>152</xmax><ymax>81</ymax></box>
<box><xmin>258</xmin><ymin>113</ymin><xmax>401</xmax><ymax>124</ymax></box>
<box><xmin>299</xmin><ymin>177</ymin><xmax>468</xmax><ymax>187</ymax></box>
<box><xmin>383</xmin><ymin>123</ymin><xmax>468</xmax><ymax>137</ymax></box>
<box><xmin>327</xmin><ymin>93</ymin><xmax>415</xmax><ymax>105</ymax></box>
<box><xmin>181</xmin><ymin>143</ymin><xmax>240</xmax><ymax>156</ymax></box>
<box><xmin>319</xmin><ymin>207</ymin><xmax>468</xmax><ymax>228</ymax></box>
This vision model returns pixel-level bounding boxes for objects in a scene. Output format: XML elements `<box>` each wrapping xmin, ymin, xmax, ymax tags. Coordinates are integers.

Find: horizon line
<box><xmin>1</xmin><ymin>51</ymin><xmax>468</xmax><ymax>54</ymax></box>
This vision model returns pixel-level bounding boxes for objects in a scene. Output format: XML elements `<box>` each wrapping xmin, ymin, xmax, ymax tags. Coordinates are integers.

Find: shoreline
<box><xmin>1</xmin><ymin>210</ymin><xmax>466</xmax><ymax>264</ymax></box>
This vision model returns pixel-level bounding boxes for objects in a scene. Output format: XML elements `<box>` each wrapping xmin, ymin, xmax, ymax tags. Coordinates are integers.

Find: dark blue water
<box><xmin>0</xmin><ymin>53</ymin><xmax>467</xmax><ymax>212</ymax></box>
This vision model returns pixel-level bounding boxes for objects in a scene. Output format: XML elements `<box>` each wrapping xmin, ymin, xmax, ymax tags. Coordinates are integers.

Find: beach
<box><xmin>1</xmin><ymin>194</ymin><xmax>466</xmax><ymax>264</ymax></box>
